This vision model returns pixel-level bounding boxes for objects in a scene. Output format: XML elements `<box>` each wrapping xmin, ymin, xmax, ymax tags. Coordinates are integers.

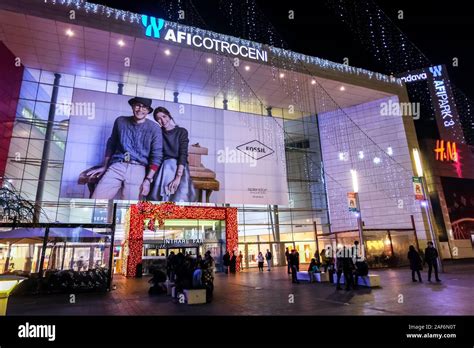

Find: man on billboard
<box><xmin>86</xmin><ymin>97</ymin><xmax>163</xmax><ymax>200</ymax></box>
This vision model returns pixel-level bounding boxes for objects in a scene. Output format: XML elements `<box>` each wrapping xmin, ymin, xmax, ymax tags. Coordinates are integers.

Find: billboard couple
<box><xmin>86</xmin><ymin>97</ymin><xmax>196</xmax><ymax>202</ymax></box>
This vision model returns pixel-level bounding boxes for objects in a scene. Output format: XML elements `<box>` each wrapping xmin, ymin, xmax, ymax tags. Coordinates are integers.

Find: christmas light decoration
<box><xmin>124</xmin><ymin>202</ymin><xmax>238</xmax><ymax>276</ymax></box>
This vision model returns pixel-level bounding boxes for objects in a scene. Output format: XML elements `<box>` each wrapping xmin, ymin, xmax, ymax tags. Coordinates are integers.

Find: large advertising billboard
<box><xmin>59</xmin><ymin>90</ymin><xmax>288</xmax><ymax>205</ymax></box>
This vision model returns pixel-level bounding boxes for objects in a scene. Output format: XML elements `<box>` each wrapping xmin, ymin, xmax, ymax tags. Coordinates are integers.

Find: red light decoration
<box><xmin>125</xmin><ymin>202</ymin><xmax>239</xmax><ymax>276</ymax></box>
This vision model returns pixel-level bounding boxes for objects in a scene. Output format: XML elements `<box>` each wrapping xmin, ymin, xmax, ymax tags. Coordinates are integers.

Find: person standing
<box><xmin>285</xmin><ymin>247</ymin><xmax>291</xmax><ymax>274</ymax></box>
<box><xmin>238</xmin><ymin>251</ymin><xmax>244</xmax><ymax>271</ymax></box>
<box><xmin>424</xmin><ymin>241</ymin><xmax>441</xmax><ymax>282</ymax></box>
<box><xmin>257</xmin><ymin>252</ymin><xmax>264</xmax><ymax>272</ymax></box>
<box><xmin>289</xmin><ymin>249</ymin><xmax>299</xmax><ymax>284</ymax></box>
<box><xmin>88</xmin><ymin>97</ymin><xmax>163</xmax><ymax>200</ymax></box>
<box><xmin>265</xmin><ymin>249</ymin><xmax>272</xmax><ymax>271</ymax></box>
<box><xmin>407</xmin><ymin>245</ymin><xmax>423</xmax><ymax>282</ymax></box>
<box><xmin>222</xmin><ymin>251</ymin><xmax>230</xmax><ymax>274</ymax></box>
<box><xmin>294</xmin><ymin>250</ymin><xmax>300</xmax><ymax>272</ymax></box>
<box><xmin>229</xmin><ymin>251</ymin><xmax>237</xmax><ymax>274</ymax></box>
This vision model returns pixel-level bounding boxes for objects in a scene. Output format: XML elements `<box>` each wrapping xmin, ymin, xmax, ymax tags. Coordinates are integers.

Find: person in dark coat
<box><xmin>229</xmin><ymin>251</ymin><xmax>237</xmax><ymax>274</ymax></box>
<box><xmin>335</xmin><ymin>247</ymin><xmax>355</xmax><ymax>290</ymax></box>
<box><xmin>222</xmin><ymin>251</ymin><xmax>230</xmax><ymax>274</ymax></box>
<box><xmin>285</xmin><ymin>247</ymin><xmax>291</xmax><ymax>274</ymax></box>
<box><xmin>289</xmin><ymin>249</ymin><xmax>299</xmax><ymax>284</ymax></box>
<box><xmin>424</xmin><ymin>241</ymin><xmax>441</xmax><ymax>282</ymax></box>
<box><xmin>407</xmin><ymin>245</ymin><xmax>423</xmax><ymax>282</ymax></box>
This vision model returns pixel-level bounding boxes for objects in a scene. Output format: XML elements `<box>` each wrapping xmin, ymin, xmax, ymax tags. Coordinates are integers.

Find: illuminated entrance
<box><xmin>123</xmin><ymin>202</ymin><xmax>238</xmax><ymax>276</ymax></box>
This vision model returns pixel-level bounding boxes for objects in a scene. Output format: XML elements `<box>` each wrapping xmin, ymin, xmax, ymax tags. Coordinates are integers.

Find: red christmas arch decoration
<box><xmin>125</xmin><ymin>202</ymin><xmax>238</xmax><ymax>277</ymax></box>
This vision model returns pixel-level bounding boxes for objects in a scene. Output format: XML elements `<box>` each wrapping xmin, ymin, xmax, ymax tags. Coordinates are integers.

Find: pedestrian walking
<box><xmin>257</xmin><ymin>252</ymin><xmax>264</xmax><ymax>272</ymax></box>
<box><xmin>238</xmin><ymin>251</ymin><xmax>244</xmax><ymax>271</ymax></box>
<box><xmin>222</xmin><ymin>251</ymin><xmax>230</xmax><ymax>274</ymax></box>
<box><xmin>408</xmin><ymin>245</ymin><xmax>423</xmax><ymax>282</ymax></box>
<box><xmin>265</xmin><ymin>249</ymin><xmax>272</xmax><ymax>271</ymax></box>
<box><xmin>285</xmin><ymin>247</ymin><xmax>291</xmax><ymax>274</ymax></box>
<box><xmin>424</xmin><ymin>241</ymin><xmax>441</xmax><ymax>282</ymax></box>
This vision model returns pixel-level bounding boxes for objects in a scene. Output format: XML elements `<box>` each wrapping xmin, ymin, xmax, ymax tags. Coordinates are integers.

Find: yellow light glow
<box><xmin>350</xmin><ymin>169</ymin><xmax>358</xmax><ymax>193</ymax></box>
<box><xmin>413</xmin><ymin>148</ymin><xmax>423</xmax><ymax>177</ymax></box>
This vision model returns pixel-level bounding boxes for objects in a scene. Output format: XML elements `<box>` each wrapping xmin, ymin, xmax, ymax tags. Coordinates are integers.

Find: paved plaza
<box><xmin>7</xmin><ymin>260</ymin><xmax>474</xmax><ymax>316</ymax></box>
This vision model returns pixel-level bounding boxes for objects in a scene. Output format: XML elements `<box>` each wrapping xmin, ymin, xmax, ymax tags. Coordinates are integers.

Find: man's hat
<box><xmin>128</xmin><ymin>97</ymin><xmax>153</xmax><ymax>114</ymax></box>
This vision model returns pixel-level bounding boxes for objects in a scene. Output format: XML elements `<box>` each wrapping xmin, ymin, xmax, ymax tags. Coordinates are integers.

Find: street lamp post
<box><xmin>351</xmin><ymin>169</ymin><xmax>365</xmax><ymax>260</ymax></box>
<box><xmin>413</xmin><ymin>148</ymin><xmax>444</xmax><ymax>272</ymax></box>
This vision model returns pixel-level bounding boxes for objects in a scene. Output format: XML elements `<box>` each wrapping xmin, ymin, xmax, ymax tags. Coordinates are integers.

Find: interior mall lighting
<box><xmin>358</xmin><ymin>151</ymin><xmax>364</xmax><ymax>159</ymax></box>
<box><xmin>311</xmin><ymin>79</ymin><xmax>316</xmax><ymax>85</ymax></box>
<box><xmin>206</xmin><ymin>57</ymin><xmax>213</xmax><ymax>64</ymax></box>
<box><xmin>65</xmin><ymin>29</ymin><xmax>74</xmax><ymax>37</ymax></box>
<box><xmin>373</xmin><ymin>157</ymin><xmax>381</xmax><ymax>164</ymax></box>
<box><xmin>387</xmin><ymin>146</ymin><xmax>393</xmax><ymax>156</ymax></box>
<box><xmin>279</xmin><ymin>73</ymin><xmax>285</xmax><ymax>78</ymax></box>
<box><xmin>421</xmin><ymin>201</ymin><xmax>428</xmax><ymax>207</ymax></box>
<box><xmin>245</xmin><ymin>65</ymin><xmax>250</xmax><ymax>71</ymax></box>
<box><xmin>7</xmin><ymin>179</ymin><xmax>13</xmax><ymax>183</ymax></box>
<box><xmin>339</xmin><ymin>86</ymin><xmax>346</xmax><ymax>91</ymax></box>
<box><xmin>117</xmin><ymin>40</ymin><xmax>125</xmax><ymax>47</ymax></box>
<box><xmin>350</xmin><ymin>169</ymin><xmax>359</xmax><ymax>193</ymax></box>
<box><xmin>338</xmin><ymin>152</ymin><xmax>345</xmax><ymax>161</ymax></box>
<box><xmin>164</xmin><ymin>49</ymin><xmax>171</xmax><ymax>56</ymax></box>
<box><xmin>413</xmin><ymin>148</ymin><xmax>423</xmax><ymax>177</ymax></box>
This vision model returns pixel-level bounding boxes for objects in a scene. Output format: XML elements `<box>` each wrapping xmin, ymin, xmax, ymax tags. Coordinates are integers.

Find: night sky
<box><xmin>92</xmin><ymin>0</ymin><xmax>474</xmax><ymax>99</ymax></box>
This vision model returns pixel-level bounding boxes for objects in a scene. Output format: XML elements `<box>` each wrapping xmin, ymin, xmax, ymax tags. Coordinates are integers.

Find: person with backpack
<box><xmin>265</xmin><ymin>249</ymin><xmax>273</xmax><ymax>271</ymax></box>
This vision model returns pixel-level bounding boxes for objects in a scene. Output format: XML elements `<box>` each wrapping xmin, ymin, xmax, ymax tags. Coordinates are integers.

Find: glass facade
<box><xmin>4</xmin><ymin>67</ymin><xmax>330</xmax><ymax>270</ymax></box>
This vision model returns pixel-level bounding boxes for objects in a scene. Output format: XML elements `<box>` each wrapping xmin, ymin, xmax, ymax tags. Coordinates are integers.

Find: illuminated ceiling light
<box><xmin>373</xmin><ymin>157</ymin><xmax>381</xmax><ymax>164</ymax></box>
<box><xmin>117</xmin><ymin>40</ymin><xmax>125</xmax><ymax>47</ymax></box>
<box><xmin>338</xmin><ymin>152</ymin><xmax>345</xmax><ymax>161</ymax></box>
<box><xmin>245</xmin><ymin>65</ymin><xmax>250</xmax><ymax>71</ymax></box>
<box><xmin>358</xmin><ymin>151</ymin><xmax>364</xmax><ymax>159</ymax></box>
<box><xmin>7</xmin><ymin>179</ymin><xmax>13</xmax><ymax>183</ymax></box>
<box><xmin>421</xmin><ymin>201</ymin><xmax>428</xmax><ymax>207</ymax></box>
<box><xmin>206</xmin><ymin>57</ymin><xmax>213</xmax><ymax>64</ymax></box>
<box><xmin>279</xmin><ymin>73</ymin><xmax>285</xmax><ymax>78</ymax></box>
<box><xmin>387</xmin><ymin>147</ymin><xmax>393</xmax><ymax>156</ymax></box>
<box><xmin>339</xmin><ymin>86</ymin><xmax>346</xmax><ymax>91</ymax></box>
<box><xmin>65</xmin><ymin>29</ymin><xmax>74</xmax><ymax>37</ymax></box>
<box><xmin>164</xmin><ymin>49</ymin><xmax>171</xmax><ymax>56</ymax></box>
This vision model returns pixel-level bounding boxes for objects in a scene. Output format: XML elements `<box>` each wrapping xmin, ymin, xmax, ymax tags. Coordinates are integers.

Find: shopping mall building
<box><xmin>1</xmin><ymin>0</ymin><xmax>471</xmax><ymax>279</ymax></box>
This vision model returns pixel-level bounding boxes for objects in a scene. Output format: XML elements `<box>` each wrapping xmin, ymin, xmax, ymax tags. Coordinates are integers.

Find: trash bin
<box><xmin>136</xmin><ymin>263</ymin><xmax>143</xmax><ymax>278</ymax></box>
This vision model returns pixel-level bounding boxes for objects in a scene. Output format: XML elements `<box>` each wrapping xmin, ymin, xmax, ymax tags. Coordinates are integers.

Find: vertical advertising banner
<box><xmin>412</xmin><ymin>177</ymin><xmax>424</xmax><ymax>200</ymax></box>
<box><xmin>347</xmin><ymin>192</ymin><xmax>358</xmax><ymax>212</ymax></box>
<box><xmin>425</xmin><ymin>65</ymin><xmax>465</xmax><ymax>144</ymax></box>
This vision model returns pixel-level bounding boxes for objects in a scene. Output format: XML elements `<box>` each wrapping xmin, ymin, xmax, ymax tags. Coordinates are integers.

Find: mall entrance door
<box><xmin>239</xmin><ymin>242</ymin><xmax>293</xmax><ymax>269</ymax></box>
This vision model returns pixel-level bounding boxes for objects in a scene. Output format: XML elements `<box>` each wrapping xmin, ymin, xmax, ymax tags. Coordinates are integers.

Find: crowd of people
<box><xmin>149</xmin><ymin>250</ymin><xmax>215</xmax><ymax>302</ymax></box>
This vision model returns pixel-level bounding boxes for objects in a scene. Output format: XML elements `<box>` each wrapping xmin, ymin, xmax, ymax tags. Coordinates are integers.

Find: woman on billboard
<box><xmin>148</xmin><ymin>106</ymin><xmax>196</xmax><ymax>202</ymax></box>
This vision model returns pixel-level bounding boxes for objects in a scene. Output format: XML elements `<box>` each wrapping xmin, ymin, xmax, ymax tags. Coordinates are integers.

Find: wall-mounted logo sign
<box><xmin>399</xmin><ymin>72</ymin><xmax>427</xmax><ymax>83</ymax></box>
<box><xmin>412</xmin><ymin>177</ymin><xmax>424</xmax><ymax>200</ymax></box>
<box><xmin>236</xmin><ymin>140</ymin><xmax>274</xmax><ymax>160</ymax></box>
<box><xmin>434</xmin><ymin>139</ymin><xmax>458</xmax><ymax>162</ymax></box>
<box><xmin>397</xmin><ymin>65</ymin><xmax>465</xmax><ymax>144</ymax></box>
<box><xmin>158</xmin><ymin>239</ymin><xmax>203</xmax><ymax>248</ymax></box>
<box><xmin>141</xmin><ymin>15</ymin><xmax>268</xmax><ymax>62</ymax></box>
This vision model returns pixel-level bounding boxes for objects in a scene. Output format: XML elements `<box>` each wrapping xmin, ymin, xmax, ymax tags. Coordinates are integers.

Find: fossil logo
<box><xmin>236</xmin><ymin>140</ymin><xmax>274</xmax><ymax>160</ymax></box>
